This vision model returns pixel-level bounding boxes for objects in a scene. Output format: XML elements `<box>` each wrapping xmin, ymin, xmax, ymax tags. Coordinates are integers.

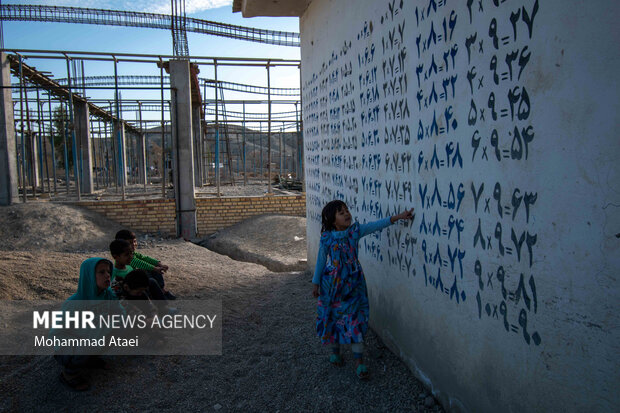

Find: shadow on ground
<box><xmin>0</xmin><ymin>209</ymin><xmax>442</xmax><ymax>412</ymax></box>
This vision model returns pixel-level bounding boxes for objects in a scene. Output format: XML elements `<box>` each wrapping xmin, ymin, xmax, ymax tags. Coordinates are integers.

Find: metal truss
<box><xmin>203</xmin><ymin>107</ymin><xmax>298</xmax><ymax>120</ymax></box>
<box><xmin>103</xmin><ymin>103</ymin><xmax>298</xmax><ymax>120</ymax></box>
<box><xmin>6</xmin><ymin>54</ymin><xmax>140</xmax><ymax>133</ymax></box>
<box><xmin>49</xmin><ymin>75</ymin><xmax>300</xmax><ymax>96</ymax></box>
<box><xmin>0</xmin><ymin>4</ymin><xmax>300</xmax><ymax>47</ymax></box>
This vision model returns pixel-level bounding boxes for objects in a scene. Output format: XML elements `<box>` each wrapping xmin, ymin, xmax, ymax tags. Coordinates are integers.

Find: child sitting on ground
<box><xmin>115</xmin><ymin>230</ymin><xmax>175</xmax><ymax>300</ymax></box>
<box><xmin>109</xmin><ymin>239</ymin><xmax>168</xmax><ymax>306</ymax></box>
<box><xmin>115</xmin><ymin>269</ymin><xmax>168</xmax><ymax>345</ymax></box>
<box><xmin>116</xmin><ymin>269</ymin><xmax>157</xmax><ymax>318</ymax></box>
<box><xmin>54</xmin><ymin>258</ymin><xmax>121</xmax><ymax>391</ymax></box>
<box><xmin>109</xmin><ymin>239</ymin><xmax>135</xmax><ymax>294</ymax></box>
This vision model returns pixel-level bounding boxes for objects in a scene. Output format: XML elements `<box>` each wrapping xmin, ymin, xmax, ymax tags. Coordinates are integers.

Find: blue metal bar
<box><xmin>242</xmin><ymin>101</ymin><xmax>246</xmax><ymax>186</ymax></box>
<box><xmin>93</xmin><ymin>118</ymin><xmax>99</xmax><ymax>190</ymax></box>
<box><xmin>214</xmin><ymin>59</ymin><xmax>220</xmax><ymax>196</ymax></box>
<box><xmin>17</xmin><ymin>55</ymin><xmax>26</xmax><ymax>202</ymax></box>
<box><xmin>36</xmin><ymin>100</ymin><xmax>44</xmax><ymax>192</ymax></box>
<box><xmin>47</xmin><ymin>93</ymin><xmax>57</xmax><ymax>193</ymax></box>
<box><xmin>62</xmin><ymin>102</ymin><xmax>70</xmax><ymax>194</ymax></box>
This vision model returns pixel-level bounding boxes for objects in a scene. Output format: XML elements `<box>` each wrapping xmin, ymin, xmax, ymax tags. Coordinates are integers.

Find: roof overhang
<box><xmin>232</xmin><ymin>0</ymin><xmax>310</xmax><ymax>17</ymax></box>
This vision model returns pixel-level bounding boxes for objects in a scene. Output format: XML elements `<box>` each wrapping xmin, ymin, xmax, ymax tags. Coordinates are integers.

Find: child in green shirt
<box><xmin>115</xmin><ymin>230</ymin><xmax>175</xmax><ymax>300</ymax></box>
<box><xmin>109</xmin><ymin>239</ymin><xmax>168</xmax><ymax>302</ymax></box>
<box><xmin>109</xmin><ymin>239</ymin><xmax>134</xmax><ymax>284</ymax></box>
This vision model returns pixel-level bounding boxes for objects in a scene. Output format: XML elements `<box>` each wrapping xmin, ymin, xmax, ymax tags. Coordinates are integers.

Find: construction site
<box><xmin>1</xmin><ymin>3</ymin><xmax>305</xmax><ymax>239</ymax></box>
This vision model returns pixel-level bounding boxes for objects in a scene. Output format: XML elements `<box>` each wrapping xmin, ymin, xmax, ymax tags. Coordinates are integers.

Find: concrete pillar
<box><xmin>74</xmin><ymin>101</ymin><xmax>93</xmax><ymax>194</ymax></box>
<box><xmin>0</xmin><ymin>52</ymin><xmax>19</xmax><ymax>205</ymax></box>
<box><xmin>113</xmin><ymin>120</ymin><xmax>127</xmax><ymax>186</ymax></box>
<box><xmin>192</xmin><ymin>104</ymin><xmax>202</xmax><ymax>187</ymax></box>
<box><xmin>137</xmin><ymin>132</ymin><xmax>147</xmax><ymax>186</ymax></box>
<box><xmin>169</xmin><ymin>59</ymin><xmax>197</xmax><ymax>239</ymax></box>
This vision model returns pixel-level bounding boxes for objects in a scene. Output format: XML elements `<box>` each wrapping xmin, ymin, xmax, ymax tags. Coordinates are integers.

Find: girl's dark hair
<box><xmin>321</xmin><ymin>200</ymin><xmax>347</xmax><ymax>232</ymax></box>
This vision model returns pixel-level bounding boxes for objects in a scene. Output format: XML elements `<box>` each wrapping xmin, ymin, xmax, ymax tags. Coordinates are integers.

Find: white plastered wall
<box><xmin>301</xmin><ymin>1</ymin><xmax>620</xmax><ymax>411</ymax></box>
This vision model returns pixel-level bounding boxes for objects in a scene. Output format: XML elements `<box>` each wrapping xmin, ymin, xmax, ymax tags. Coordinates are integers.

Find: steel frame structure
<box><xmin>46</xmin><ymin>75</ymin><xmax>300</xmax><ymax>96</ymax></box>
<box><xmin>4</xmin><ymin>49</ymin><xmax>303</xmax><ymax>202</ymax></box>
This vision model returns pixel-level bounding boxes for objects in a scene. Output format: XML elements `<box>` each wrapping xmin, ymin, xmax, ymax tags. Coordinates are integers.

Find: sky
<box><xmin>4</xmin><ymin>0</ymin><xmax>301</xmax><ymax>126</ymax></box>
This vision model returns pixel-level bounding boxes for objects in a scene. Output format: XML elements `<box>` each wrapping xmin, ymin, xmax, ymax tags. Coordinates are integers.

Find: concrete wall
<box><xmin>301</xmin><ymin>1</ymin><xmax>619</xmax><ymax>412</ymax></box>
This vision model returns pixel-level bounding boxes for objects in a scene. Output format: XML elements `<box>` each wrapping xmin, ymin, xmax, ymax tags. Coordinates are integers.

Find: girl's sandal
<box><xmin>329</xmin><ymin>354</ymin><xmax>344</xmax><ymax>366</ymax></box>
<box><xmin>59</xmin><ymin>372</ymin><xmax>90</xmax><ymax>392</ymax></box>
<box><xmin>356</xmin><ymin>364</ymin><xmax>369</xmax><ymax>380</ymax></box>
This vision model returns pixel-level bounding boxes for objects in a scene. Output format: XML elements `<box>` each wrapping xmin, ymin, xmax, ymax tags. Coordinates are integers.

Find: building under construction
<box><xmin>0</xmin><ymin>4</ymin><xmax>304</xmax><ymax>238</ymax></box>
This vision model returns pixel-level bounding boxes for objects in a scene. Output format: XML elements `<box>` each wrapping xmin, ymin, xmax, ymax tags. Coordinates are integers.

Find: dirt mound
<box><xmin>0</xmin><ymin>202</ymin><xmax>125</xmax><ymax>252</ymax></box>
<box><xmin>0</xmin><ymin>240</ymin><xmax>266</xmax><ymax>301</ymax></box>
<box><xmin>198</xmin><ymin>214</ymin><xmax>307</xmax><ymax>272</ymax></box>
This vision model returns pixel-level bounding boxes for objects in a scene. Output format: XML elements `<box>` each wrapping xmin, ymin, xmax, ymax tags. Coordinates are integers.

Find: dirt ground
<box><xmin>0</xmin><ymin>202</ymin><xmax>443</xmax><ymax>412</ymax></box>
<box><xmin>199</xmin><ymin>214</ymin><xmax>308</xmax><ymax>272</ymax></box>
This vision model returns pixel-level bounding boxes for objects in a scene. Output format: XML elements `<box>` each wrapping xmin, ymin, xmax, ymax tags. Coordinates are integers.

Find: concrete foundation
<box><xmin>0</xmin><ymin>52</ymin><xmax>19</xmax><ymax>205</ymax></box>
<box><xmin>169</xmin><ymin>59</ymin><xmax>197</xmax><ymax>239</ymax></box>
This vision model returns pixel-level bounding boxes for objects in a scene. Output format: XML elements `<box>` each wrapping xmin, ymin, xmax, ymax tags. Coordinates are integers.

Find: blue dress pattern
<box><xmin>314</xmin><ymin>218</ymin><xmax>391</xmax><ymax>345</ymax></box>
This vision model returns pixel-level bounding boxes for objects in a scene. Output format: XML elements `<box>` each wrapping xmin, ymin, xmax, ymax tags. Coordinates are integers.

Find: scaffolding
<box><xmin>3</xmin><ymin>49</ymin><xmax>303</xmax><ymax>203</ymax></box>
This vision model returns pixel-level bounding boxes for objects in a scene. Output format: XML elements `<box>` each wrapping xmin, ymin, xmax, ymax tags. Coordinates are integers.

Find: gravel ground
<box><xmin>0</xmin><ymin>204</ymin><xmax>443</xmax><ymax>412</ymax></box>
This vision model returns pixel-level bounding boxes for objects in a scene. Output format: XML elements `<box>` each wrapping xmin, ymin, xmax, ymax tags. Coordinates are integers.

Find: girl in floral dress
<box><xmin>312</xmin><ymin>200</ymin><xmax>413</xmax><ymax>379</ymax></box>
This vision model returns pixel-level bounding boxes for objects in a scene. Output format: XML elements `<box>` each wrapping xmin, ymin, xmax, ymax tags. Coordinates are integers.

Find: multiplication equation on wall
<box><xmin>303</xmin><ymin>0</ymin><xmax>542</xmax><ymax>346</ymax></box>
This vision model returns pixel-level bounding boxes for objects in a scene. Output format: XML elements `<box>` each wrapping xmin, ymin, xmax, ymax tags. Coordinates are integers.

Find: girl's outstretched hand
<box><xmin>312</xmin><ymin>284</ymin><xmax>319</xmax><ymax>298</ymax></box>
<box><xmin>391</xmin><ymin>208</ymin><xmax>415</xmax><ymax>223</ymax></box>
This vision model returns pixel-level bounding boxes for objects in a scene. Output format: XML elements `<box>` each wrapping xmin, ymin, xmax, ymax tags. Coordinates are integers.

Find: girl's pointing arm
<box><xmin>359</xmin><ymin>217</ymin><xmax>392</xmax><ymax>238</ymax></box>
<box><xmin>359</xmin><ymin>208</ymin><xmax>414</xmax><ymax>238</ymax></box>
